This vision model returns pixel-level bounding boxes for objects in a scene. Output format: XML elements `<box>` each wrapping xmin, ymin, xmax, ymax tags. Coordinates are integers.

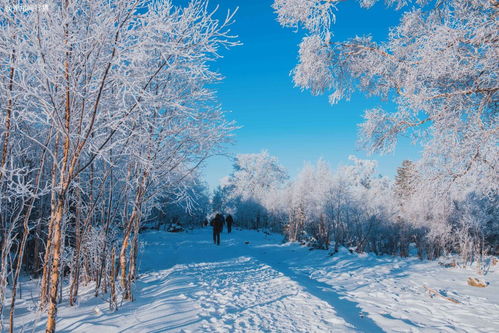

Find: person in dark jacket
<box><xmin>211</xmin><ymin>213</ymin><xmax>224</xmax><ymax>245</ymax></box>
<box><xmin>226</xmin><ymin>214</ymin><xmax>233</xmax><ymax>233</ymax></box>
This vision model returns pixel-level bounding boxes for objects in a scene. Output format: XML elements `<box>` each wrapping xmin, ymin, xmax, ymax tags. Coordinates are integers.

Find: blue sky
<box><xmin>203</xmin><ymin>0</ymin><xmax>421</xmax><ymax>189</ymax></box>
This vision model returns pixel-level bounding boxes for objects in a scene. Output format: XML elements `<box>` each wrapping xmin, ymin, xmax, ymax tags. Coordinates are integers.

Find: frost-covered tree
<box><xmin>217</xmin><ymin>153</ymin><xmax>401</xmax><ymax>253</ymax></box>
<box><xmin>283</xmin><ymin>156</ymin><xmax>397</xmax><ymax>253</ymax></box>
<box><xmin>394</xmin><ymin>160</ymin><xmax>416</xmax><ymax>201</ymax></box>
<box><xmin>274</xmin><ymin>0</ymin><xmax>498</xmax><ymax>259</ymax></box>
<box><xmin>393</xmin><ymin>160</ymin><xmax>418</xmax><ymax>256</ymax></box>
<box><xmin>149</xmin><ymin>177</ymin><xmax>211</xmax><ymax>230</ymax></box>
<box><xmin>229</xmin><ymin>151</ymin><xmax>289</xmax><ymax>202</ymax></box>
<box><xmin>219</xmin><ymin>151</ymin><xmax>289</xmax><ymax>229</ymax></box>
<box><xmin>0</xmin><ymin>0</ymin><xmax>237</xmax><ymax>331</ymax></box>
<box><xmin>274</xmin><ymin>0</ymin><xmax>497</xmax><ymax>188</ymax></box>
<box><xmin>287</xmin><ymin>159</ymin><xmax>332</xmax><ymax>246</ymax></box>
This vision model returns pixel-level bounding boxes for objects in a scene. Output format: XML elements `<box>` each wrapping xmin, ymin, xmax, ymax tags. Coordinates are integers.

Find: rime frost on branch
<box><xmin>274</xmin><ymin>0</ymin><xmax>498</xmax><ymax>191</ymax></box>
<box><xmin>293</xmin><ymin>35</ymin><xmax>334</xmax><ymax>95</ymax></box>
<box><xmin>273</xmin><ymin>0</ymin><xmax>498</xmax><ymax>257</ymax></box>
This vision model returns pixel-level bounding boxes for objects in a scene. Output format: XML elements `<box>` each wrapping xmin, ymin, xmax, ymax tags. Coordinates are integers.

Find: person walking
<box><xmin>211</xmin><ymin>213</ymin><xmax>224</xmax><ymax>245</ymax></box>
<box><xmin>226</xmin><ymin>214</ymin><xmax>233</xmax><ymax>233</ymax></box>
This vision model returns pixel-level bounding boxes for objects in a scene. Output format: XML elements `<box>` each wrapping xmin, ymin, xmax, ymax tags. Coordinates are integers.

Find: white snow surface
<box><xmin>13</xmin><ymin>228</ymin><xmax>499</xmax><ymax>332</ymax></box>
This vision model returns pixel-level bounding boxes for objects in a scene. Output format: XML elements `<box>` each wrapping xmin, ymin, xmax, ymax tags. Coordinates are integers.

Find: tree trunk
<box><xmin>95</xmin><ymin>172</ymin><xmax>114</xmax><ymax>296</ymax></box>
<box><xmin>0</xmin><ymin>221</ymin><xmax>17</xmax><ymax>331</ymax></box>
<box><xmin>120</xmin><ymin>174</ymin><xmax>146</xmax><ymax>301</ymax></box>
<box><xmin>46</xmin><ymin>11</ymin><xmax>71</xmax><ymax>329</ymax></box>
<box><xmin>119</xmin><ymin>210</ymin><xmax>136</xmax><ymax>301</ymax></box>
<box><xmin>0</xmin><ymin>60</ymin><xmax>15</xmax><ymax>181</ymax></box>
<box><xmin>109</xmin><ymin>247</ymin><xmax>117</xmax><ymax>311</ymax></box>
<box><xmin>69</xmin><ymin>188</ymin><xmax>82</xmax><ymax>306</ymax></box>
<box><xmin>40</xmin><ymin>133</ymin><xmax>60</xmax><ymax>309</ymax></box>
<box><xmin>45</xmin><ymin>194</ymin><xmax>66</xmax><ymax>333</ymax></box>
<box><xmin>33</xmin><ymin>220</ymin><xmax>42</xmax><ymax>276</ymax></box>
<box><xmin>127</xmin><ymin>216</ymin><xmax>141</xmax><ymax>301</ymax></box>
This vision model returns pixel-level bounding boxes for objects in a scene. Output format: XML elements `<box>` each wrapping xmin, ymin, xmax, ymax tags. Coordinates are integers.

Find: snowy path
<box><xmin>13</xmin><ymin>228</ymin><xmax>499</xmax><ymax>332</ymax></box>
<box><xmin>130</xmin><ymin>230</ymin><xmax>359</xmax><ymax>332</ymax></box>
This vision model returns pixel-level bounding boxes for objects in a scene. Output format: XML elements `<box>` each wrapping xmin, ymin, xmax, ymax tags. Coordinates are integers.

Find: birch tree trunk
<box><xmin>0</xmin><ymin>54</ymin><xmax>15</xmax><ymax>181</ymax></box>
<box><xmin>119</xmin><ymin>172</ymin><xmax>147</xmax><ymax>301</ymax></box>
<box><xmin>46</xmin><ymin>7</ymin><xmax>72</xmax><ymax>328</ymax></box>
<box><xmin>69</xmin><ymin>187</ymin><xmax>82</xmax><ymax>306</ymax></box>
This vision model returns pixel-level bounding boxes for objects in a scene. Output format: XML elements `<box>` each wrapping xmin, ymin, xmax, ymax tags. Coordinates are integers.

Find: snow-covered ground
<box><xmin>12</xmin><ymin>228</ymin><xmax>499</xmax><ymax>332</ymax></box>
